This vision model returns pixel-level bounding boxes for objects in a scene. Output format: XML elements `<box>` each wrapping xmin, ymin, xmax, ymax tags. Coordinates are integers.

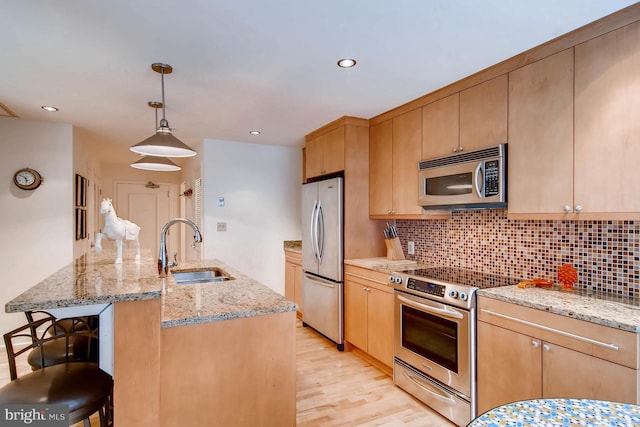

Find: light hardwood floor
<box><xmin>0</xmin><ymin>320</ymin><xmax>454</xmax><ymax>426</ymax></box>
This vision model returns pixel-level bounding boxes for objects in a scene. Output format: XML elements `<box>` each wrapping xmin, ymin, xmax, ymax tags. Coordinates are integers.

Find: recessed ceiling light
<box><xmin>41</xmin><ymin>105</ymin><xmax>59</xmax><ymax>112</ymax></box>
<box><xmin>249</xmin><ymin>130</ymin><xmax>261</xmax><ymax>135</ymax></box>
<box><xmin>337</xmin><ymin>58</ymin><xmax>356</xmax><ymax>68</ymax></box>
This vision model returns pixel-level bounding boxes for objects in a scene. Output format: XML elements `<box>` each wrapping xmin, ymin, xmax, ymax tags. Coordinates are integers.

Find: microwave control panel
<box><xmin>484</xmin><ymin>160</ymin><xmax>500</xmax><ymax>197</ymax></box>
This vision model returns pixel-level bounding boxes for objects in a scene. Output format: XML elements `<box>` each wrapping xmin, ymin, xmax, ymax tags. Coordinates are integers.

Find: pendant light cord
<box><xmin>160</xmin><ymin>67</ymin><xmax>167</xmax><ymax>124</ymax></box>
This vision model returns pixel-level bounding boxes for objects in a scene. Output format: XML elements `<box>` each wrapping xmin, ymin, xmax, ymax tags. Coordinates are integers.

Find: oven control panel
<box><xmin>406</xmin><ymin>278</ymin><xmax>445</xmax><ymax>298</ymax></box>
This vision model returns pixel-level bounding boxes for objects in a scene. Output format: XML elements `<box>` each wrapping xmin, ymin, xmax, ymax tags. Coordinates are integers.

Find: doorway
<box><xmin>114</xmin><ymin>181</ymin><xmax>179</xmax><ymax>259</ymax></box>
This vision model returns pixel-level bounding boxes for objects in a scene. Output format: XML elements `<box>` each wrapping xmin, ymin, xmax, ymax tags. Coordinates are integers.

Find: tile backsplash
<box><xmin>396</xmin><ymin>209</ymin><xmax>639</xmax><ymax>298</ymax></box>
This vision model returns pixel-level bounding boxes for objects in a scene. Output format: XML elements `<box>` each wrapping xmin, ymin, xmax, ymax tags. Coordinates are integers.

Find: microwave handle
<box><xmin>474</xmin><ymin>162</ymin><xmax>483</xmax><ymax>198</ymax></box>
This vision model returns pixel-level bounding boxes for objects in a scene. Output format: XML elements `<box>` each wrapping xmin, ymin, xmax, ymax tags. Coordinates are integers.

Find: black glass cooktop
<box><xmin>402</xmin><ymin>267</ymin><xmax>521</xmax><ymax>290</ymax></box>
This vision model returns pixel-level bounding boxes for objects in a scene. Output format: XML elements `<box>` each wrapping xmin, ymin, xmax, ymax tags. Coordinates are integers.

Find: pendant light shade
<box><xmin>130</xmin><ymin>101</ymin><xmax>182</xmax><ymax>171</ymax></box>
<box><xmin>130</xmin><ymin>63</ymin><xmax>197</xmax><ymax>158</ymax></box>
<box><xmin>131</xmin><ymin>155</ymin><xmax>181</xmax><ymax>171</ymax></box>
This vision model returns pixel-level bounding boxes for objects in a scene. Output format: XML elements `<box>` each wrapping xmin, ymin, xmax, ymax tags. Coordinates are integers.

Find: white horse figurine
<box><xmin>95</xmin><ymin>198</ymin><xmax>141</xmax><ymax>264</ymax></box>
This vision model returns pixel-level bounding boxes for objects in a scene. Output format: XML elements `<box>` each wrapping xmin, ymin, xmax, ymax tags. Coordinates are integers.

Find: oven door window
<box><xmin>401</xmin><ymin>305</ymin><xmax>458</xmax><ymax>373</ymax></box>
<box><xmin>425</xmin><ymin>173</ymin><xmax>472</xmax><ymax>196</ymax></box>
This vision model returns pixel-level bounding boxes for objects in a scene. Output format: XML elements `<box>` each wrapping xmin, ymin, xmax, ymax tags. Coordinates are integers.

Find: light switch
<box><xmin>217</xmin><ymin>222</ymin><xmax>227</xmax><ymax>232</ymax></box>
<box><xmin>407</xmin><ymin>241</ymin><xmax>415</xmax><ymax>255</ymax></box>
<box><xmin>217</xmin><ymin>197</ymin><xmax>225</xmax><ymax>207</ymax></box>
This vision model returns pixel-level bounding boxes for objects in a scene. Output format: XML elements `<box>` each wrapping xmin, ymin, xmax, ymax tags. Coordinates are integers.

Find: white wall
<box><xmin>202</xmin><ymin>139</ymin><xmax>301</xmax><ymax>294</ymax></box>
<box><xmin>0</xmin><ymin>117</ymin><xmax>73</xmax><ymax>331</ymax></box>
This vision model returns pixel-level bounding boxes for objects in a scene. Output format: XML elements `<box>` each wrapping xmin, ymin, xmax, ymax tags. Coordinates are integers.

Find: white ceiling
<box><xmin>1</xmin><ymin>1</ymin><xmax>636</xmax><ymax>165</ymax></box>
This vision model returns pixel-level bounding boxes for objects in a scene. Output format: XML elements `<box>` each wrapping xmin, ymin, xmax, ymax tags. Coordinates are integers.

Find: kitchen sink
<box><xmin>171</xmin><ymin>268</ymin><xmax>234</xmax><ymax>285</ymax></box>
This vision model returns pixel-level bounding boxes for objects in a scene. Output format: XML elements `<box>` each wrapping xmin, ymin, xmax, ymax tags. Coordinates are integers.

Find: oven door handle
<box><xmin>397</xmin><ymin>294</ymin><xmax>463</xmax><ymax>319</ymax></box>
<box><xmin>402</xmin><ymin>371</ymin><xmax>457</xmax><ymax>406</ymax></box>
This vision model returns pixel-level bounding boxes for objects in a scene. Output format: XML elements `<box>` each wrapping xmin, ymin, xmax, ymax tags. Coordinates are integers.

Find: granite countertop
<box><xmin>5</xmin><ymin>249</ymin><xmax>162</xmax><ymax>313</ymax></box>
<box><xmin>283</xmin><ymin>240</ymin><xmax>302</xmax><ymax>253</ymax></box>
<box><xmin>344</xmin><ymin>257</ymin><xmax>421</xmax><ymax>273</ymax></box>
<box><xmin>469</xmin><ymin>398</ymin><xmax>640</xmax><ymax>426</ymax></box>
<box><xmin>345</xmin><ymin>258</ymin><xmax>639</xmax><ymax>333</ymax></box>
<box><xmin>6</xmin><ymin>249</ymin><xmax>297</xmax><ymax>329</ymax></box>
<box><xmin>478</xmin><ymin>285</ymin><xmax>640</xmax><ymax>333</ymax></box>
<box><xmin>163</xmin><ymin>259</ymin><xmax>297</xmax><ymax>328</ymax></box>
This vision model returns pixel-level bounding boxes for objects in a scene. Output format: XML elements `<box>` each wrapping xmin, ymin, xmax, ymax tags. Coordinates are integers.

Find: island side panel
<box><xmin>114</xmin><ymin>298</ymin><xmax>162</xmax><ymax>426</ymax></box>
<box><xmin>160</xmin><ymin>311</ymin><xmax>296</xmax><ymax>427</ymax></box>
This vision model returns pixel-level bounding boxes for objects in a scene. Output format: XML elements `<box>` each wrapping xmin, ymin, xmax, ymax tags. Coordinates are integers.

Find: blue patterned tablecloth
<box><xmin>468</xmin><ymin>398</ymin><xmax>640</xmax><ymax>427</ymax></box>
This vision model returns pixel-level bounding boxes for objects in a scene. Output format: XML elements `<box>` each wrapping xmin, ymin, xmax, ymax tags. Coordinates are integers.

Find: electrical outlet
<box><xmin>217</xmin><ymin>222</ymin><xmax>227</xmax><ymax>232</ymax></box>
<box><xmin>407</xmin><ymin>241</ymin><xmax>415</xmax><ymax>255</ymax></box>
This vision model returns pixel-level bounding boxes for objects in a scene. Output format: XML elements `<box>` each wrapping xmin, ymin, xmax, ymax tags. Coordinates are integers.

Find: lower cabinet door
<box><xmin>542</xmin><ymin>342</ymin><xmax>637</xmax><ymax>403</ymax></box>
<box><xmin>344</xmin><ymin>280</ymin><xmax>368</xmax><ymax>351</ymax></box>
<box><xmin>477</xmin><ymin>321</ymin><xmax>542</xmax><ymax>414</ymax></box>
<box><xmin>366</xmin><ymin>287</ymin><xmax>394</xmax><ymax>367</ymax></box>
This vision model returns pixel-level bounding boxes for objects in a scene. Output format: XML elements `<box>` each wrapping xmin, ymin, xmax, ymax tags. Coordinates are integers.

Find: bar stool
<box><xmin>0</xmin><ymin>315</ymin><xmax>113</xmax><ymax>426</ymax></box>
<box><xmin>24</xmin><ymin>311</ymin><xmax>98</xmax><ymax>370</ymax></box>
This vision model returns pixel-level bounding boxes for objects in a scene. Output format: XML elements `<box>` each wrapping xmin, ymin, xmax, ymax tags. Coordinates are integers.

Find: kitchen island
<box><xmin>5</xmin><ymin>249</ymin><xmax>297</xmax><ymax>427</ymax></box>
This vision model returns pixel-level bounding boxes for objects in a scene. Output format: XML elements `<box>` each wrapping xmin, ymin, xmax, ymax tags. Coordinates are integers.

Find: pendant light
<box><xmin>131</xmin><ymin>102</ymin><xmax>182</xmax><ymax>171</ymax></box>
<box><xmin>130</xmin><ymin>63</ymin><xmax>197</xmax><ymax>158</ymax></box>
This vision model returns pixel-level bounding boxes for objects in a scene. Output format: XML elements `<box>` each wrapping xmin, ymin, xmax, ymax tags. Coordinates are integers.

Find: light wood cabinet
<box><xmin>392</xmin><ymin>109</ymin><xmax>423</xmax><ymax>216</ymax></box>
<box><xmin>422</xmin><ymin>93</ymin><xmax>459</xmax><ymax>159</ymax></box>
<box><xmin>370</xmin><ymin>109</ymin><xmax>443</xmax><ymax>218</ymax></box>
<box><xmin>508</xmin><ymin>48</ymin><xmax>574</xmax><ymax>216</ymax></box>
<box><xmin>574</xmin><ymin>20</ymin><xmax>640</xmax><ymax>216</ymax></box>
<box><xmin>344</xmin><ymin>265</ymin><xmax>394</xmax><ymax>372</ymax></box>
<box><xmin>369</xmin><ymin>120</ymin><xmax>393</xmax><ymax>216</ymax></box>
<box><xmin>304</xmin><ymin>126</ymin><xmax>345</xmax><ymax>179</ymax></box>
<box><xmin>459</xmin><ymin>74</ymin><xmax>507</xmax><ymax>151</ymax></box>
<box><xmin>509</xmin><ymin>21</ymin><xmax>640</xmax><ymax>219</ymax></box>
<box><xmin>477</xmin><ymin>296</ymin><xmax>639</xmax><ymax>414</ymax></box>
<box><xmin>422</xmin><ymin>75</ymin><xmax>507</xmax><ymax>160</ymax></box>
<box><xmin>284</xmin><ymin>249</ymin><xmax>302</xmax><ymax>316</ymax></box>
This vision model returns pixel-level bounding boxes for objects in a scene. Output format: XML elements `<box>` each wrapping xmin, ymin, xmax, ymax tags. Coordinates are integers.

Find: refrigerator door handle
<box><xmin>303</xmin><ymin>273</ymin><xmax>337</xmax><ymax>288</ymax></box>
<box><xmin>309</xmin><ymin>201</ymin><xmax>319</xmax><ymax>262</ymax></box>
<box><xmin>317</xmin><ymin>201</ymin><xmax>325</xmax><ymax>263</ymax></box>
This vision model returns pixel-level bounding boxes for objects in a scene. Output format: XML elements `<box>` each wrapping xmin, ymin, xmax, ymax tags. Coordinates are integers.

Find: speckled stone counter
<box><xmin>478</xmin><ymin>285</ymin><xmax>640</xmax><ymax>333</ymax></box>
<box><xmin>344</xmin><ymin>257</ymin><xmax>420</xmax><ymax>272</ymax></box>
<box><xmin>5</xmin><ymin>249</ymin><xmax>162</xmax><ymax>313</ymax></box>
<box><xmin>6</xmin><ymin>249</ymin><xmax>297</xmax><ymax>329</ymax></box>
<box><xmin>283</xmin><ymin>240</ymin><xmax>302</xmax><ymax>253</ymax></box>
<box><xmin>469</xmin><ymin>398</ymin><xmax>640</xmax><ymax>426</ymax></box>
<box><xmin>163</xmin><ymin>259</ymin><xmax>297</xmax><ymax>328</ymax></box>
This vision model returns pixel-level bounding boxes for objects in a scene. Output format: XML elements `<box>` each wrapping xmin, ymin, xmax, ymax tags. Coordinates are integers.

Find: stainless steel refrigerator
<box><xmin>301</xmin><ymin>176</ymin><xmax>344</xmax><ymax>350</ymax></box>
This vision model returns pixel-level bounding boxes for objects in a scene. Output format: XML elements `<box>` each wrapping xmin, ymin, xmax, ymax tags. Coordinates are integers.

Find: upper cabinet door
<box><xmin>369</xmin><ymin>120</ymin><xmax>393</xmax><ymax>216</ymax></box>
<box><xmin>321</xmin><ymin>127</ymin><xmax>345</xmax><ymax>175</ymax></box>
<box><xmin>392</xmin><ymin>109</ymin><xmax>423</xmax><ymax>216</ymax></box>
<box><xmin>575</xmin><ymin>20</ymin><xmax>640</xmax><ymax>214</ymax></box>
<box><xmin>422</xmin><ymin>93</ymin><xmax>459</xmax><ymax>159</ymax></box>
<box><xmin>304</xmin><ymin>127</ymin><xmax>345</xmax><ymax>180</ymax></box>
<box><xmin>508</xmin><ymin>49</ymin><xmax>575</xmax><ymax>215</ymax></box>
<box><xmin>305</xmin><ymin>137</ymin><xmax>324</xmax><ymax>179</ymax></box>
<box><xmin>459</xmin><ymin>74</ymin><xmax>508</xmax><ymax>151</ymax></box>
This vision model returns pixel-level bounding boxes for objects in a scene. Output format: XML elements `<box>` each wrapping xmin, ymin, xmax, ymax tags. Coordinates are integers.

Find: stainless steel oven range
<box><xmin>389</xmin><ymin>267</ymin><xmax>518</xmax><ymax>427</ymax></box>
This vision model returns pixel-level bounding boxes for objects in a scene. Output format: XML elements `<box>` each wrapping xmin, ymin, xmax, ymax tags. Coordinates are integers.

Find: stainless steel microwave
<box><xmin>418</xmin><ymin>144</ymin><xmax>507</xmax><ymax>210</ymax></box>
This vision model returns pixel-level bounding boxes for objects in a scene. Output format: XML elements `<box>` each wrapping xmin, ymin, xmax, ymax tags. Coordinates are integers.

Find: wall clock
<box><xmin>13</xmin><ymin>168</ymin><xmax>43</xmax><ymax>190</ymax></box>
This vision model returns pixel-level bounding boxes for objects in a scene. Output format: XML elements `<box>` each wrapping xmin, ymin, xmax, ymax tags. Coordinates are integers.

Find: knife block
<box><xmin>384</xmin><ymin>237</ymin><xmax>405</xmax><ymax>261</ymax></box>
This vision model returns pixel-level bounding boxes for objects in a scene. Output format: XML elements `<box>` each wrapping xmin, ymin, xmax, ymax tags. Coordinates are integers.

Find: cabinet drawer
<box><xmin>344</xmin><ymin>265</ymin><xmax>393</xmax><ymax>293</ymax></box>
<box><xmin>478</xmin><ymin>296</ymin><xmax>638</xmax><ymax>369</ymax></box>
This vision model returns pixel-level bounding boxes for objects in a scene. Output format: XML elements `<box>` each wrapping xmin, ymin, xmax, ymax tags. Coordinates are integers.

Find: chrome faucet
<box><xmin>158</xmin><ymin>218</ymin><xmax>203</xmax><ymax>277</ymax></box>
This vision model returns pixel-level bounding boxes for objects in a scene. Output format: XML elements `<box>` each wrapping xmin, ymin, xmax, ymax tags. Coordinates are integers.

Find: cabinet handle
<box><xmin>480</xmin><ymin>309</ymin><xmax>620</xmax><ymax>351</ymax></box>
<box><xmin>543</xmin><ymin>344</ymin><xmax>551</xmax><ymax>352</ymax></box>
<box><xmin>452</xmin><ymin>147</ymin><xmax>458</xmax><ymax>153</ymax></box>
<box><xmin>458</xmin><ymin>146</ymin><xmax>464</xmax><ymax>152</ymax></box>
<box><xmin>532</xmin><ymin>341</ymin><xmax>539</xmax><ymax>348</ymax></box>
<box><xmin>574</xmin><ymin>205</ymin><xmax>583</xmax><ymax>212</ymax></box>
<box><xmin>563</xmin><ymin>205</ymin><xmax>571</xmax><ymax>212</ymax></box>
